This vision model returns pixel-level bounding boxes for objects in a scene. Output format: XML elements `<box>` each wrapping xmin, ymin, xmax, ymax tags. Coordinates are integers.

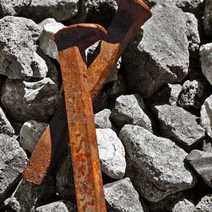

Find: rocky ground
<box><xmin>0</xmin><ymin>0</ymin><xmax>211</xmax><ymax>211</ymax></box>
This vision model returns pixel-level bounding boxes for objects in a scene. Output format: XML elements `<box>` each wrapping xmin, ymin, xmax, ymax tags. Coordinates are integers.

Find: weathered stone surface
<box><xmin>111</xmin><ymin>94</ymin><xmax>152</xmax><ymax>131</ymax></box>
<box><xmin>172</xmin><ymin>199</ymin><xmax>195</xmax><ymax>212</ymax></box>
<box><xmin>0</xmin><ymin>16</ymin><xmax>48</xmax><ymax>79</ymax></box>
<box><xmin>204</xmin><ymin>0</ymin><xmax>212</xmax><ymax>37</ymax></box>
<box><xmin>95</xmin><ymin>109</ymin><xmax>112</xmax><ymax>129</ymax></box>
<box><xmin>22</xmin><ymin>0</ymin><xmax>79</xmax><ymax>22</ymax></box>
<box><xmin>200</xmin><ymin>43</ymin><xmax>212</xmax><ymax>86</ymax></box>
<box><xmin>178</xmin><ymin>80</ymin><xmax>206</xmax><ymax>109</ymax></box>
<box><xmin>20</xmin><ymin>121</ymin><xmax>47</xmax><ymax>153</ymax></box>
<box><xmin>1</xmin><ymin>78</ymin><xmax>59</xmax><ymax>122</ymax></box>
<box><xmin>122</xmin><ymin>5</ymin><xmax>189</xmax><ymax>97</ymax></box>
<box><xmin>96</xmin><ymin>128</ymin><xmax>126</xmax><ymax>179</ymax></box>
<box><xmin>195</xmin><ymin>195</ymin><xmax>212</xmax><ymax>212</ymax></box>
<box><xmin>186</xmin><ymin>150</ymin><xmax>212</xmax><ymax>188</ymax></box>
<box><xmin>0</xmin><ymin>107</ymin><xmax>14</xmax><ymax>136</ymax></box>
<box><xmin>39</xmin><ymin>18</ymin><xmax>64</xmax><ymax>61</ymax></box>
<box><xmin>184</xmin><ymin>12</ymin><xmax>200</xmax><ymax>56</ymax></box>
<box><xmin>153</xmin><ymin>104</ymin><xmax>205</xmax><ymax>148</ymax></box>
<box><xmin>36</xmin><ymin>201</ymin><xmax>76</xmax><ymax>212</ymax></box>
<box><xmin>119</xmin><ymin>125</ymin><xmax>196</xmax><ymax>202</ymax></box>
<box><xmin>0</xmin><ymin>0</ymin><xmax>30</xmax><ymax>16</ymax></box>
<box><xmin>104</xmin><ymin>178</ymin><xmax>145</xmax><ymax>212</ymax></box>
<box><xmin>151</xmin><ymin>83</ymin><xmax>182</xmax><ymax>106</ymax></box>
<box><xmin>0</xmin><ymin>135</ymin><xmax>27</xmax><ymax>200</ymax></box>
<box><xmin>201</xmin><ymin>95</ymin><xmax>212</xmax><ymax>138</ymax></box>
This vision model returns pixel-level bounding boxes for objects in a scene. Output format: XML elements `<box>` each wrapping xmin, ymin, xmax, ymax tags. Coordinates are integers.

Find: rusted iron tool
<box><xmin>22</xmin><ymin>0</ymin><xmax>151</xmax><ymax>204</ymax></box>
<box><xmin>54</xmin><ymin>24</ymin><xmax>107</xmax><ymax>211</ymax></box>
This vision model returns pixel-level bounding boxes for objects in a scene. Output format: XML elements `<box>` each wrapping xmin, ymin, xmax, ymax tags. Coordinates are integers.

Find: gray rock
<box><xmin>20</xmin><ymin>121</ymin><xmax>47</xmax><ymax>153</ymax></box>
<box><xmin>39</xmin><ymin>18</ymin><xmax>64</xmax><ymax>61</ymax></box>
<box><xmin>204</xmin><ymin>0</ymin><xmax>212</xmax><ymax>37</ymax></box>
<box><xmin>151</xmin><ymin>83</ymin><xmax>182</xmax><ymax>106</ymax></box>
<box><xmin>0</xmin><ymin>16</ymin><xmax>48</xmax><ymax>79</ymax></box>
<box><xmin>119</xmin><ymin>125</ymin><xmax>196</xmax><ymax>202</ymax></box>
<box><xmin>122</xmin><ymin>5</ymin><xmax>189</xmax><ymax>97</ymax></box>
<box><xmin>153</xmin><ymin>104</ymin><xmax>205</xmax><ymax>148</ymax></box>
<box><xmin>0</xmin><ymin>107</ymin><xmax>14</xmax><ymax>136</ymax></box>
<box><xmin>172</xmin><ymin>199</ymin><xmax>195</xmax><ymax>212</ymax></box>
<box><xmin>111</xmin><ymin>94</ymin><xmax>152</xmax><ymax>131</ymax></box>
<box><xmin>22</xmin><ymin>0</ymin><xmax>79</xmax><ymax>22</ymax></box>
<box><xmin>200</xmin><ymin>43</ymin><xmax>212</xmax><ymax>86</ymax></box>
<box><xmin>195</xmin><ymin>195</ymin><xmax>212</xmax><ymax>212</ymax></box>
<box><xmin>36</xmin><ymin>201</ymin><xmax>76</xmax><ymax>212</ymax></box>
<box><xmin>95</xmin><ymin>109</ymin><xmax>112</xmax><ymax>129</ymax></box>
<box><xmin>186</xmin><ymin>150</ymin><xmax>212</xmax><ymax>188</ymax></box>
<box><xmin>0</xmin><ymin>0</ymin><xmax>30</xmax><ymax>16</ymax></box>
<box><xmin>104</xmin><ymin>178</ymin><xmax>145</xmax><ymax>212</ymax></box>
<box><xmin>184</xmin><ymin>12</ymin><xmax>200</xmax><ymax>56</ymax></box>
<box><xmin>1</xmin><ymin>78</ymin><xmax>59</xmax><ymax>122</ymax></box>
<box><xmin>96</xmin><ymin>128</ymin><xmax>126</xmax><ymax>179</ymax></box>
<box><xmin>0</xmin><ymin>134</ymin><xmax>27</xmax><ymax>200</ymax></box>
<box><xmin>178</xmin><ymin>80</ymin><xmax>205</xmax><ymax>109</ymax></box>
<box><xmin>4</xmin><ymin>196</ymin><xmax>21</xmax><ymax>212</ymax></box>
<box><xmin>201</xmin><ymin>95</ymin><xmax>212</xmax><ymax>138</ymax></box>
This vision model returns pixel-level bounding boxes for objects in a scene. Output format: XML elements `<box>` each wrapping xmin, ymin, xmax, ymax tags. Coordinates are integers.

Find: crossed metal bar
<box><xmin>22</xmin><ymin>0</ymin><xmax>151</xmax><ymax>211</ymax></box>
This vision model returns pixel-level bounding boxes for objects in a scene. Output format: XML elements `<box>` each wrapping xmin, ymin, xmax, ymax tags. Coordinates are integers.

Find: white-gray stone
<box><xmin>0</xmin><ymin>16</ymin><xmax>48</xmax><ymax>79</ymax></box>
<box><xmin>0</xmin><ymin>0</ymin><xmax>30</xmax><ymax>16</ymax></box>
<box><xmin>111</xmin><ymin>94</ymin><xmax>152</xmax><ymax>131</ymax></box>
<box><xmin>1</xmin><ymin>78</ymin><xmax>59</xmax><ymax>122</ymax></box>
<box><xmin>201</xmin><ymin>95</ymin><xmax>212</xmax><ymax>138</ymax></box>
<box><xmin>104</xmin><ymin>178</ymin><xmax>145</xmax><ymax>212</ymax></box>
<box><xmin>39</xmin><ymin>18</ymin><xmax>64</xmax><ymax>61</ymax></box>
<box><xmin>119</xmin><ymin>125</ymin><xmax>196</xmax><ymax>202</ymax></box>
<box><xmin>153</xmin><ymin>104</ymin><xmax>205</xmax><ymax>148</ymax></box>
<box><xmin>200</xmin><ymin>43</ymin><xmax>212</xmax><ymax>86</ymax></box>
<box><xmin>95</xmin><ymin>109</ymin><xmax>112</xmax><ymax>129</ymax></box>
<box><xmin>123</xmin><ymin>5</ymin><xmax>189</xmax><ymax>97</ymax></box>
<box><xmin>0</xmin><ymin>135</ymin><xmax>28</xmax><ymax>200</ymax></box>
<box><xmin>96</xmin><ymin>128</ymin><xmax>126</xmax><ymax>179</ymax></box>
<box><xmin>172</xmin><ymin>199</ymin><xmax>195</xmax><ymax>212</ymax></box>
<box><xmin>20</xmin><ymin>121</ymin><xmax>47</xmax><ymax>153</ymax></box>
<box><xmin>195</xmin><ymin>195</ymin><xmax>212</xmax><ymax>212</ymax></box>
<box><xmin>0</xmin><ymin>107</ymin><xmax>14</xmax><ymax>136</ymax></box>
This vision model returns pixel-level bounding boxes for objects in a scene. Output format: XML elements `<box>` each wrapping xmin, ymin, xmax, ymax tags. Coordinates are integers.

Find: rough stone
<box><xmin>95</xmin><ymin>109</ymin><xmax>112</xmax><ymax>129</ymax></box>
<box><xmin>0</xmin><ymin>107</ymin><xmax>14</xmax><ymax>136</ymax></box>
<box><xmin>104</xmin><ymin>178</ymin><xmax>145</xmax><ymax>212</ymax></box>
<box><xmin>172</xmin><ymin>199</ymin><xmax>195</xmax><ymax>212</ymax></box>
<box><xmin>1</xmin><ymin>78</ymin><xmax>59</xmax><ymax>122</ymax></box>
<box><xmin>186</xmin><ymin>150</ymin><xmax>212</xmax><ymax>188</ymax></box>
<box><xmin>151</xmin><ymin>83</ymin><xmax>182</xmax><ymax>106</ymax></box>
<box><xmin>0</xmin><ymin>134</ymin><xmax>28</xmax><ymax>200</ymax></box>
<box><xmin>200</xmin><ymin>43</ymin><xmax>212</xmax><ymax>86</ymax></box>
<box><xmin>22</xmin><ymin>0</ymin><xmax>79</xmax><ymax>22</ymax></box>
<box><xmin>119</xmin><ymin>125</ymin><xmax>196</xmax><ymax>202</ymax></box>
<box><xmin>39</xmin><ymin>18</ymin><xmax>64</xmax><ymax>61</ymax></box>
<box><xmin>0</xmin><ymin>0</ymin><xmax>30</xmax><ymax>16</ymax></box>
<box><xmin>201</xmin><ymin>95</ymin><xmax>212</xmax><ymax>138</ymax></box>
<box><xmin>195</xmin><ymin>195</ymin><xmax>212</xmax><ymax>212</ymax></box>
<box><xmin>111</xmin><ymin>94</ymin><xmax>152</xmax><ymax>131</ymax></box>
<box><xmin>35</xmin><ymin>201</ymin><xmax>76</xmax><ymax>212</ymax></box>
<box><xmin>0</xmin><ymin>16</ymin><xmax>48</xmax><ymax>79</ymax></box>
<box><xmin>178</xmin><ymin>80</ymin><xmax>206</xmax><ymax>110</ymax></box>
<box><xmin>122</xmin><ymin>5</ymin><xmax>189</xmax><ymax>97</ymax></box>
<box><xmin>184</xmin><ymin>12</ymin><xmax>200</xmax><ymax>57</ymax></box>
<box><xmin>20</xmin><ymin>121</ymin><xmax>47</xmax><ymax>153</ymax></box>
<box><xmin>96</xmin><ymin>128</ymin><xmax>126</xmax><ymax>179</ymax></box>
<box><xmin>204</xmin><ymin>0</ymin><xmax>212</xmax><ymax>37</ymax></box>
<box><xmin>153</xmin><ymin>104</ymin><xmax>205</xmax><ymax>148</ymax></box>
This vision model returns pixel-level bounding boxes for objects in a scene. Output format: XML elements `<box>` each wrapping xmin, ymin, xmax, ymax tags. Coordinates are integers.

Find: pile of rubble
<box><xmin>0</xmin><ymin>0</ymin><xmax>211</xmax><ymax>211</ymax></box>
